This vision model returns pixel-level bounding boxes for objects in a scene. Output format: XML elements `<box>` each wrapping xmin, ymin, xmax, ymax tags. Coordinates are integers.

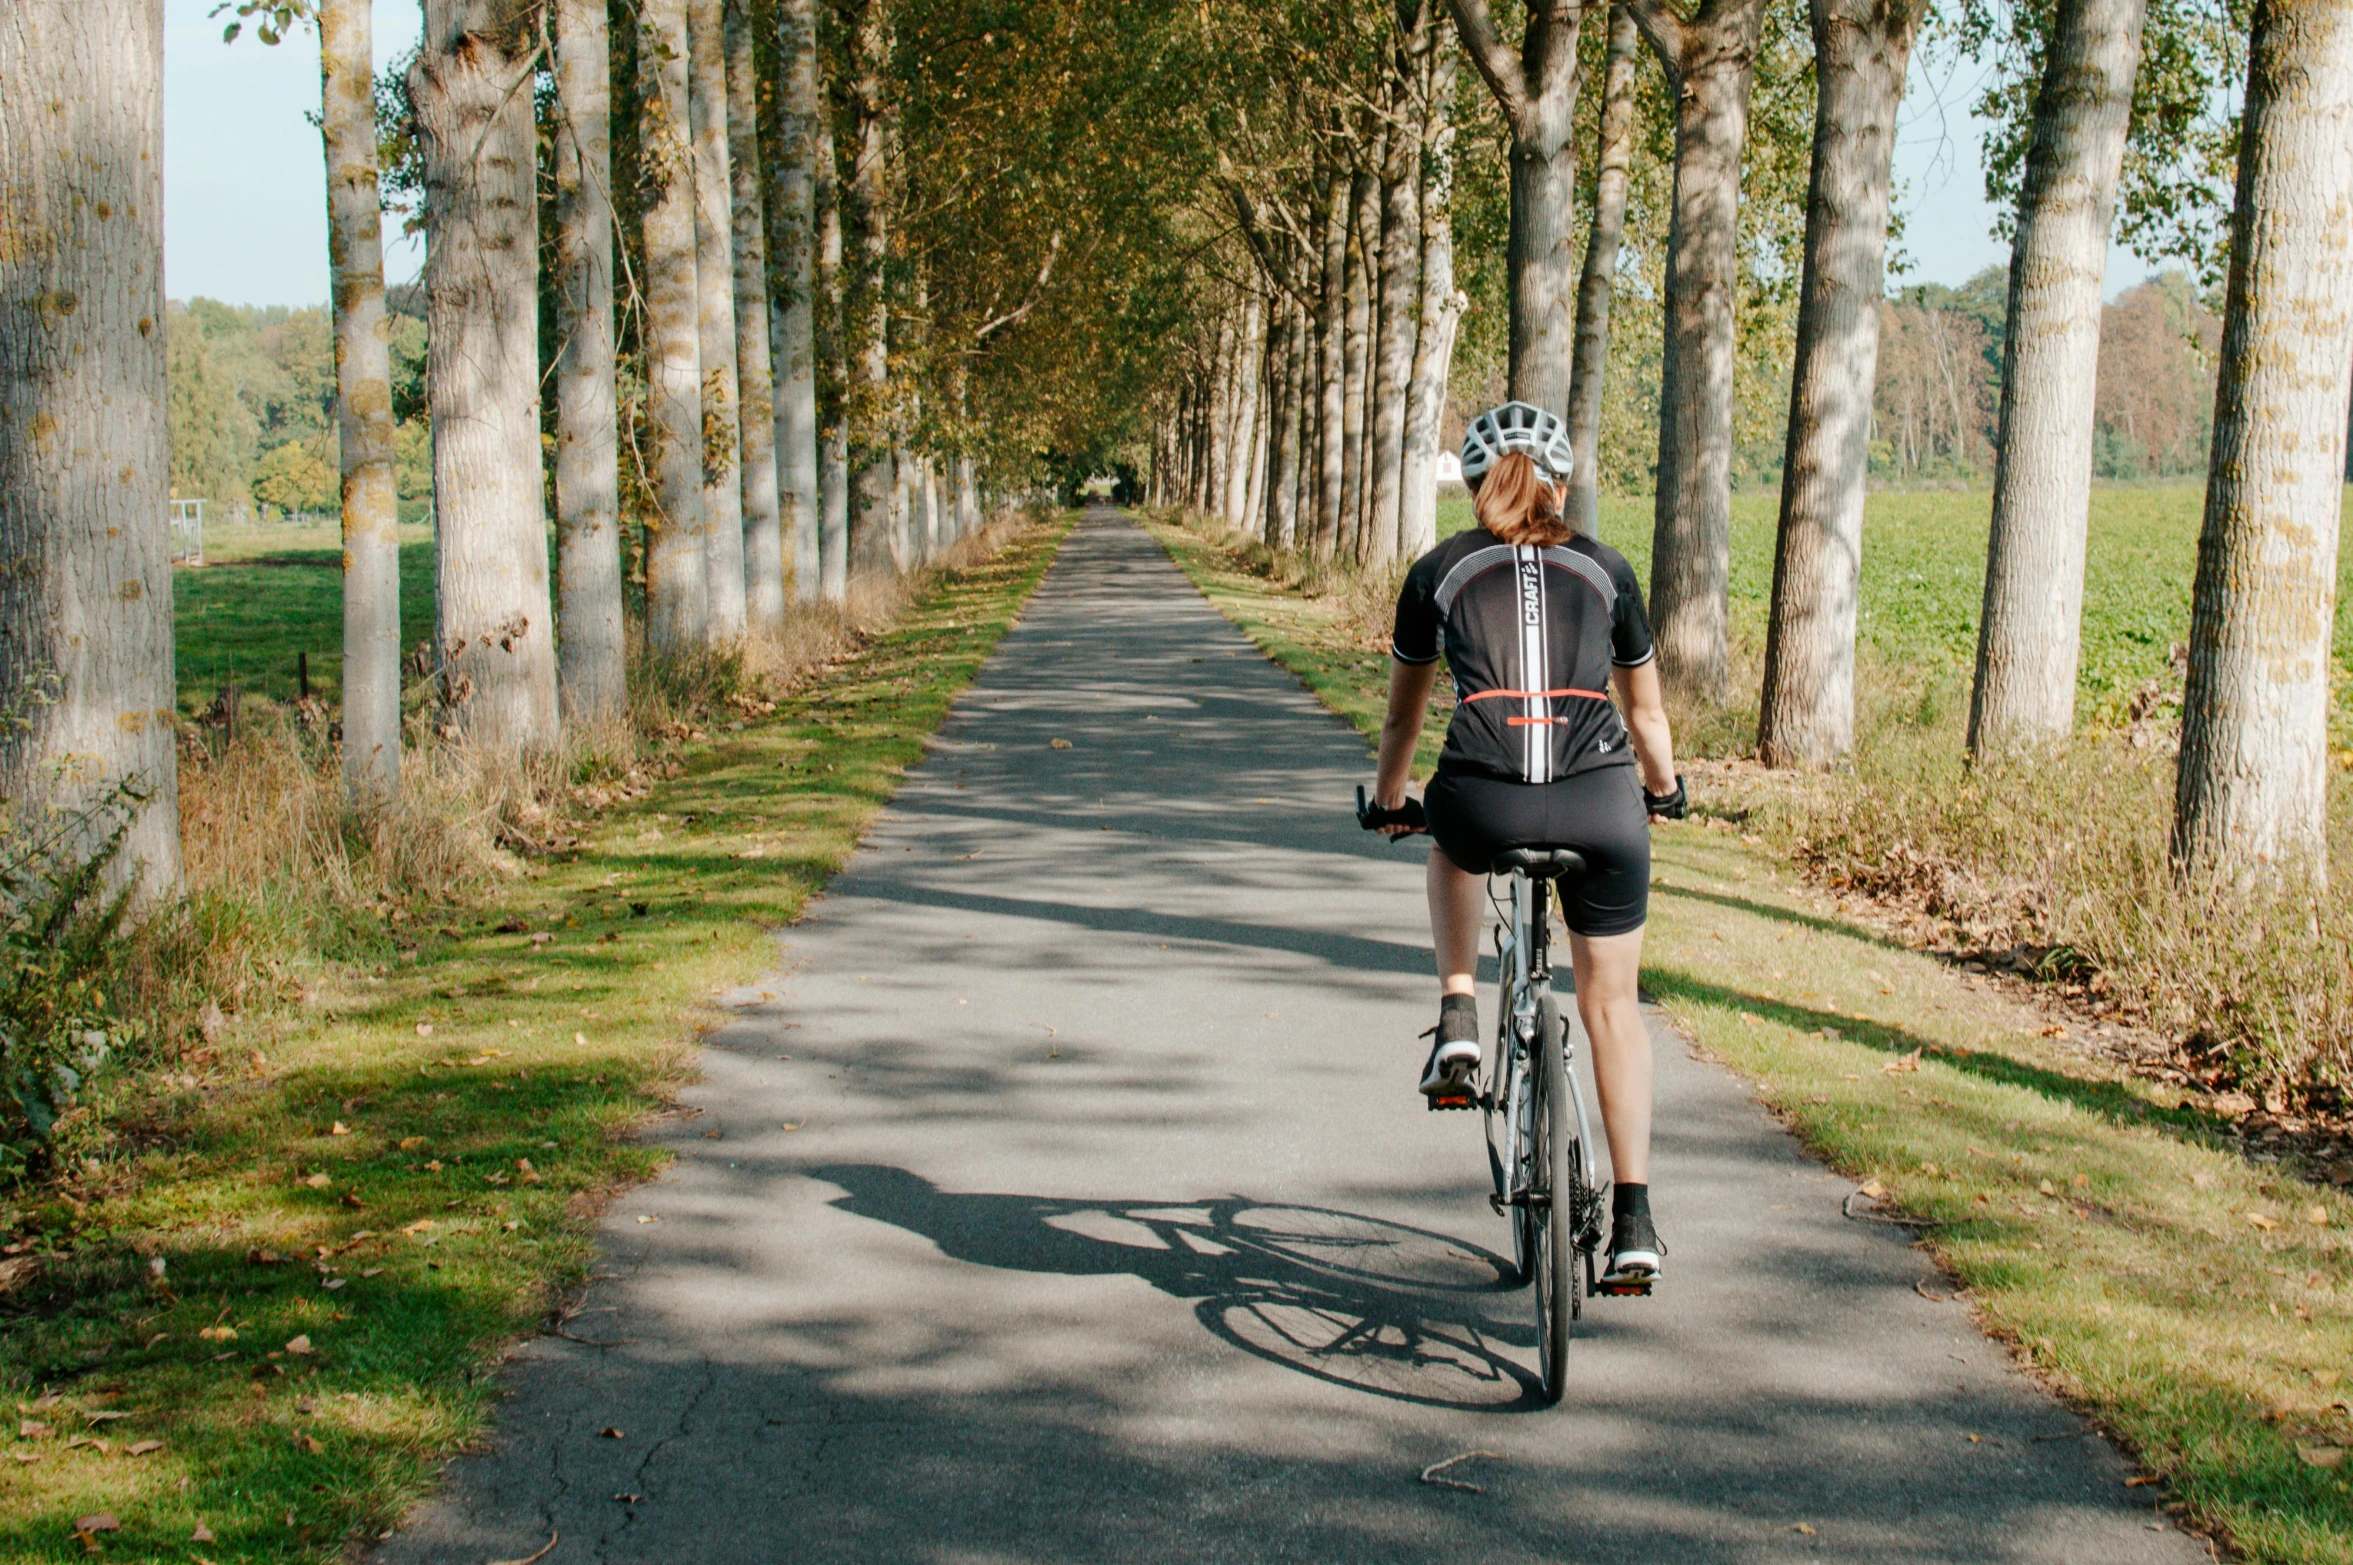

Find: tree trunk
<box><xmin>1341</xmin><ymin>164</ymin><xmax>1378</xmax><ymax>559</ymax></box>
<box><xmin>415</xmin><ymin>0</ymin><xmax>559</xmax><ymax>748</ymax></box>
<box><xmin>847</xmin><ymin>1</ymin><xmax>894</xmax><ymax>578</ymax></box>
<box><xmin>1630</xmin><ymin>0</ymin><xmax>1769</xmax><ymax>704</ymax></box>
<box><xmin>0</xmin><ymin>0</ymin><xmax>179</xmax><ymax>890</ymax></box>
<box><xmin>771</xmin><ymin>0</ymin><xmax>822</xmax><ymax>603</ymax></box>
<box><xmin>1757</xmin><ymin>0</ymin><xmax>1923</xmax><ymax>768</ymax></box>
<box><xmin>1316</xmin><ymin>169</ymin><xmax>1349</xmax><ymax>559</ymax></box>
<box><xmin>1401</xmin><ymin>41</ymin><xmax>1463</xmax><ymax>562</ymax></box>
<box><xmin>725</xmin><ymin>0</ymin><xmax>782</xmax><ymax>636</ymax></box>
<box><xmin>1235</xmin><ymin>298</ymin><xmax>1267</xmax><ymax>531</ymax></box>
<box><xmin>551</xmin><ymin>0</ymin><xmax>623</xmax><ymax>724</ymax></box>
<box><xmin>687</xmin><ymin>0</ymin><xmax>746</xmax><ymax>641</ymax></box>
<box><xmin>815</xmin><ymin>115</ymin><xmax>849</xmax><ymax>602</ymax></box>
<box><xmin>321</xmin><ymin>0</ymin><xmax>404</xmax><ymax>793</ymax></box>
<box><xmin>637</xmin><ymin>0</ymin><xmax>708</xmax><ymax>650</ymax></box>
<box><xmin>2173</xmin><ymin>0</ymin><xmax>2353</xmax><ymax>884</ymax></box>
<box><xmin>1566</xmin><ymin>3</ymin><xmax>1639</xmax><ymax>536</ymax></box>
<box><xmin>1367</xmin><ymin>105</ymin><xmax>1424</xmax><ymax>568</ymax></box>
<box><xmin>1271</xmin><ymin>301</ymin><xmax>1306</xmax><ymax>550</ymax></box>
<box><xmin>1967</xmin><ymin>0</ymin><xmax>2147</xmax><ymax>753</ymax></box>
<box><xmin>1450</xmin><ymin>0</ymin><xmax>1587</xmax><ymax>418</ymax></box>
<box><xmin>1263</xmin><ymin>298</ymin><xmax>1294</xmax><ymax>546</ymax></box>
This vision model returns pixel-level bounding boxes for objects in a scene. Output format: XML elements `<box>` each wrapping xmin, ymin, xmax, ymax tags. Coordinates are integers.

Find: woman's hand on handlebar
<box><xmin>1355</xmin><ymin>784</ymin><xmax>1428</xmax><ymax>838</ymax></box>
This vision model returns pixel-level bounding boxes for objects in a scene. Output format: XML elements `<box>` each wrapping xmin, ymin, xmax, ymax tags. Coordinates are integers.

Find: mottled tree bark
<box><xmin>815</xmin><ymin>115</ymin><xmax>849</xmax><ymax>602</ymax></box>
<box><xmin>1400</xmin><ymin>36</ymin><xmax>1462</xmax><ymax>561</ymax></box>
<box><xmin>1234</xmin><ymin>297</ymin><xmax>1267</xmax><ymax>530</ymax></box>
<box><xmin>321</xmin><ymin>0</ymin><xmax>403</xmax><ymax>792</ymax></box>
<box><xmin>551</xmin><ymin>0</ymin><xmax>624</xmax><ymax>723</ymax></box>
<box><xmin>0</xmin><ymin>0</ymin><xmax>180</xmax><ymax>890</ymax></box>
<box><xmin>2173</xmin><ymin>0</ymin><xmax>2353</xmax><ymax>885</ymax></box>
<box><xmin>1451</xmin><ymin>0</ymin><xmax>1588</xmax><ymax>417</ymax></box>
<box><xmin>1263</xmin><ymin>299</ymin><xmax>1295</xmax><ymax>547</ymax></box>
<box><xmin>1340</xmin><ymin>164</ymin><xmax>1378</xmax><ymax>560</ymax></box>
<box><xmin>847</xmin><ymin>0</ymin><xmax>895</xmax><ymax>578</ymax></box>
<box><xmin>1626</xmin><ymin>0</ymin><xmax>1770</xmax><ymax>703</ymax></box>
<box><xmin>1566</xmin><ymin>3</ymin><xmax>1640</xmax><ymax>536</ymax></box>
<box><xmin>637</xmin><ymin>0</ymin><xmax>709</xmax><ymax>650</ymax></box>
<box><xmin>1315</xmin><ymin>170</ymin><xmax>1349</xmax><ymax>559</ymax></box>
<box><xmin>725</xmin><ymin>0</ymin><xmax>782</xmax><ymax>636</ymax></box>
<box><xmin>1967</xmin><ymin>0</ymin><xmax>2147</xmax><ymax>752</ymax></box>
<box><xmin>771</xmin><ymin>0</ymin><xmax>822</xmax><ymax>602</ymax></box>
<box><xmin>1757</xmin><ymin>0</ymin><xmax>1923</xmax><ymax>768</ymax></box>
<box><xmin>1366</xmin><ymin>88</ymin><xmax>1424</xmax><ymax>568</ymax></box>
<box><xmin>414</xmin><ymin>0</ymin><xmax>559</xmax><ymax>749</ymax></box>
<box><xmin>687</xmin><ymin>0</ymin><xmax>746</xmax><ymax>640</ymax></box>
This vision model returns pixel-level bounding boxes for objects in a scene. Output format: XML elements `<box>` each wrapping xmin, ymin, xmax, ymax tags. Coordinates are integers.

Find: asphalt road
<box><xmin>378</xmin><ymin>509</ymin><xmax>2201</xmax><ymax>1564</ymax></box>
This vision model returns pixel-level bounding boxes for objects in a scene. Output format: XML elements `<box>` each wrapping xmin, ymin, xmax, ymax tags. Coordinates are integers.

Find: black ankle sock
<box><xmin>1440</xmin><ymin>993</ymin><xmax>1476</xmax><ymax>1016</ymax></box>
<box><xmin>1612</xmin><ymin>1183</ymin><xmax>1650</xmax><ymax>1222</ymax></box>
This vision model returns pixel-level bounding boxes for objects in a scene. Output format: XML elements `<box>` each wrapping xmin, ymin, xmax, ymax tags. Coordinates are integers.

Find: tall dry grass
<box><xmin>1754</xmin><ymin>712</ymin><xmax>2353</xmax><ymax>1098</ymax></box>
<box><xmin>143</xmin><ymin>512</ymin><xmax>1040</xmax><ymax>1049</ymax></box>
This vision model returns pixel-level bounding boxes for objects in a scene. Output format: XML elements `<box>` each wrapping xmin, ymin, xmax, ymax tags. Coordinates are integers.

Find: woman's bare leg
<box><xmin>1568</xmin><ymin>927</ymin><xmax>1651</xmax><ymax>1185</ymax></box>
<box><xmin>1427</xmin><ymin>847</ymin><xmax>1483</xmax><ymax>997</ymax></box>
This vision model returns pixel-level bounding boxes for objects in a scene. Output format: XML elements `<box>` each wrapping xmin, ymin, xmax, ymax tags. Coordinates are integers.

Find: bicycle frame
<box><xmin>1483</xmin><ymin>870</ymin><xmax>1601</xmax><ymax>1255</ymax></box>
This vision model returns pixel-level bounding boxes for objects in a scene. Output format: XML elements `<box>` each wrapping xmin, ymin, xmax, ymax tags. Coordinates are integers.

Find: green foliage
<box><xmin>1953</xmin><ymin>0</ymin><xmax>2248</xmax><ymax>287</ymax></box>
<box><xmin>166</xmin><ymin>298</ymin><xmax>431</xmax><ymax>512</ymax></box>
<box><xmin>0</xmin><ymin>779</ymin><xmax>147</xmax><ymax>1177</ymax></box>
<box><xmin>250</xmin><ymin>439</ymin><xmax>339</xmax><ymax>515</ymax></box>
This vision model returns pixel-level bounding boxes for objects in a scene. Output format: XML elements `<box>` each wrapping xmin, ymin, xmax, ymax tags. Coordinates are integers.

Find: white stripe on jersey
<box><xmin>1516</xmin><ymin>545</ymin><xmax>1550</xmax><ymax>783</ymax></box>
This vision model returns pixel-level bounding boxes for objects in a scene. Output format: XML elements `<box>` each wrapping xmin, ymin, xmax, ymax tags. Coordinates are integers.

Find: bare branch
<box><xmin>972</xmin><ymin>231</ymin><xmax>1062</xmax><ymax>344</ymax></box>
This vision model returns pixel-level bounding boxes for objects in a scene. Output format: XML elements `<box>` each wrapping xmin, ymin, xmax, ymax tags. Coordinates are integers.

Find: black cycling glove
<box><xmin>1643</xmin><ymin>775</ymin><xmax>1688</xmax><ymax>820</ymax></box>
<box><xmin>1355</xmin><ymin>785</ymin><xmax>1428</xmax><ymax>833</ymax></box>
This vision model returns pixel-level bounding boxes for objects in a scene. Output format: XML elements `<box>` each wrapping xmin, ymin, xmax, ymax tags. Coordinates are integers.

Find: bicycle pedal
<box><xmin>1592</xmin><ymin>1279</ymin><xmax>1654</xmax><ymax>1297</ymax></box>
<box><xmin>1426</xmin><ymin>1092</ymin><xmax>1476</xmax><ymax>1112</ymax></box>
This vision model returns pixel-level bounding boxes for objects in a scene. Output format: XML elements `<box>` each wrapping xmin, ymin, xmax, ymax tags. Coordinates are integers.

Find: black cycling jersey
<box><xmin>1392</xmin><ymin>526</ymin><xmax>1655</xmax><ymax>783</ymax></box>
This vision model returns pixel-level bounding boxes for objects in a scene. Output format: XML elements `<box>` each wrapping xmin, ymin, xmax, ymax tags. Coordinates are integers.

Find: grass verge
<box><xmin>1145</xmin><ymin>510</ymin><xmax>2353</xmax><ymax>1565</ymax></box>
<box><xmin>0</xmin><ymin>514</ymin><xmax>1070</xmax><ymax>1562</ymax></box>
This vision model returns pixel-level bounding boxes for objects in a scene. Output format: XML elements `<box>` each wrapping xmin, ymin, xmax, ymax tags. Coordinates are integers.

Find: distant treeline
<box><xmin>166</xmin><ymin>288</ymin><xmax>431</xmax><ymax>519</ymax></box>
<box><xmin>1872</xmin><ymin>266</ymin><xmax>2219</xmax><ymax>487</ymax></box>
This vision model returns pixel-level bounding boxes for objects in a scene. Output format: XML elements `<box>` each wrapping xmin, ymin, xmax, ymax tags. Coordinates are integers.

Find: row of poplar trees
<box><xmin>2</xmin><ymin>0</ymin><xmax>1144</xmax><ymax>899</ymax></box>
<box><xmin>1162</xmin><ymin>0</ymin><xmax>2353</xmax><ymax>891</ymax></box>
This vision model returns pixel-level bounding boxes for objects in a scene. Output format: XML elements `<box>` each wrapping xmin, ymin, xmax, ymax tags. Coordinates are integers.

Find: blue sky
<box><xmin>162</xmin><ymin>1</ymin><xmax>2159</xmax><ymax>311</ymax></box>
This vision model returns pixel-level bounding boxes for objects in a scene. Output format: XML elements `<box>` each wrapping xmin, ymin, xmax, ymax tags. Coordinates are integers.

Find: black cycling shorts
<box><xmin>1424</xmin><ymin>765</ymin><xmax>1651</xmax><ymax>937</ymax></box>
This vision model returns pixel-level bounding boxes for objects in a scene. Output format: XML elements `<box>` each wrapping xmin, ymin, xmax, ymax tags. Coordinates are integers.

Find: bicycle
<box><xmin>1356</xmin><ymin>787</ymin><xmax>1642</xmax><ymax>1407</ymax></box>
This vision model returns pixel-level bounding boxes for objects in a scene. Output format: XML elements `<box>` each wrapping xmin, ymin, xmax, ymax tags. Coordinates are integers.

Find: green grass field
<box><xmin>172</xmin><ymin>522</ymin><xmax>438</xmax><ymax>714</ymax></box>
<box><xmin>1436</xmin><ymin>484</ymin><xmax>2353</xmax><ymax>734</ymax></box>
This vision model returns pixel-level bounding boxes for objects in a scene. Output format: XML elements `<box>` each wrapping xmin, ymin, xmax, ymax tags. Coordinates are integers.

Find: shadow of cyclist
<box><xmin>805</xmin><ymin>1162</ymin><xmax>1584</xmax><ymax>1411</ymax></box>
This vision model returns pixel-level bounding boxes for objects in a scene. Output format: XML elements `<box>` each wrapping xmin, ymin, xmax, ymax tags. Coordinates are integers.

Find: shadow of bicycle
<box><xmin>807</xmin><ymin>1163</ymin><xmax>1562</xmax><ymax>1411</ymax></box>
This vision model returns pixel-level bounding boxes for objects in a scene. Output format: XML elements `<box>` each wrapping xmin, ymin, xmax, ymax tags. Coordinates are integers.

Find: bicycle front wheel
<box><xmin>1531</xmin><ymin>995</ymin><xmax>1573</xmax><ymax>1405</ymax></box>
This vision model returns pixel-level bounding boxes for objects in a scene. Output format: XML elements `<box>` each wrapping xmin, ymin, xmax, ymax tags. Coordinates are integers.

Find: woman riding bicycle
<box><xmin>1368</xmin><ymin>401</ymin><xmax>1684</xmax><ymax>1289</ymax></box>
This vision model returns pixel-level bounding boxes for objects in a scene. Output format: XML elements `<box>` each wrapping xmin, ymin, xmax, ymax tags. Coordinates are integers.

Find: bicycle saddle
<box><xmin>1490</xmin><ymin>847</ymin><xmax>1588</xmax><ymax>879</ymax></box>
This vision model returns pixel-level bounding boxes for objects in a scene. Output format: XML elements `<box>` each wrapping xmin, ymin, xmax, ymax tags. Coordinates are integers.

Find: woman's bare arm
<box><xmin>1611</xmin><ymin>660</ymin><xmax>1678</xmax><ymax>808</ymax></box>
<box><xmin>1373</xmin><ymin>658</ymin><xmax>1440</xmax><ymax>830</ymax></box>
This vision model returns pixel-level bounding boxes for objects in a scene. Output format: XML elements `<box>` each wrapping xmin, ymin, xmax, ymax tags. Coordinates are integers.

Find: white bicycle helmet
<box><xmin>1460</xmin><ymin>400</ymin><xmax>1574</xmax><ymax>484</ymax></box>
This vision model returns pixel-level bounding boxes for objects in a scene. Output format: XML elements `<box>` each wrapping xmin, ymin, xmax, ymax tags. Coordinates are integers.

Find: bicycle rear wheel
<box><xmin>1531</xmin><ymin>996</ymin><xmax>1573</xmax><ymax>1404</ymax></box>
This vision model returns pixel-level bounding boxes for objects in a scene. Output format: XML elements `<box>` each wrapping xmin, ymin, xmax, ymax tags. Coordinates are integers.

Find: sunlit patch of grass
<box><xmin>1153</xmin><ymin>510</ymin><xmax>2353</xmax><ymax>1565</ymax></box>
<box><xmin>0</xmin><ymin>514</ymin><xmax>1071</xmax><ymax>1562</ymax></box>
